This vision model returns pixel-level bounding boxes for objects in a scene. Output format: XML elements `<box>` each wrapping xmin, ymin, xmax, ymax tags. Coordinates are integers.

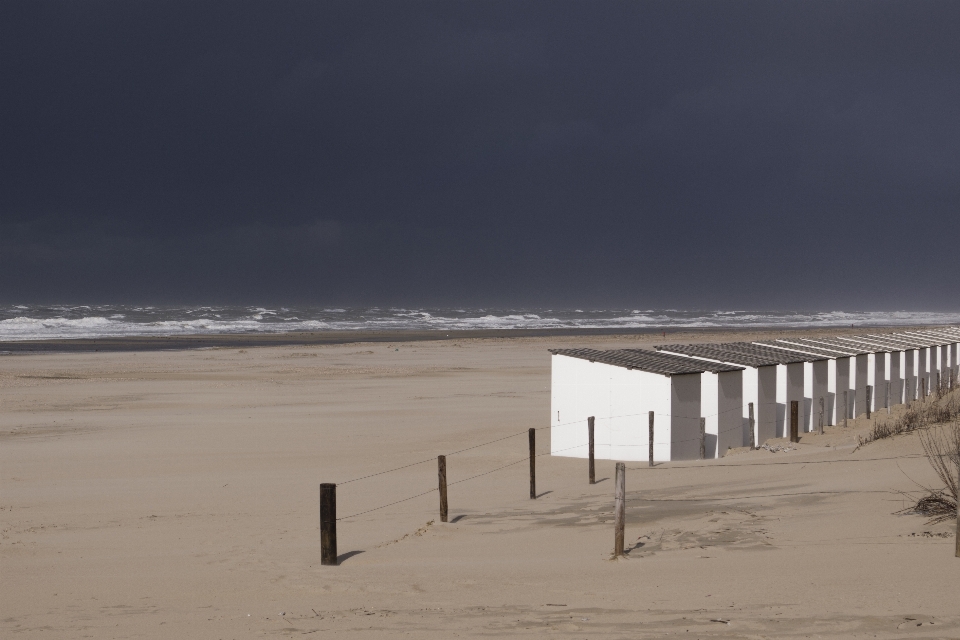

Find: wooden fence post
<box><xmin>866</xmin><ymin>385</ymin><xmax>872</xmax><ymax>420</ymax></box>
<box><xmin>748</xmin><ymin>402</ymin><xmax>755</xmax><ymax>449</ymax></box>
<box><xmin>648</xmin><ymin>411</ymin><xmax>654</xmax><ymax>467</ymax></box>
<box><xmin>886</xmin><ymin>381</ymin><xmax>890</xmax><ymax>415</ymax></box>
<box><xmin>438</xmin><ymin>455</ymin><xmax>448</xmax><ymax>523</ymax></box>
<box><xmin>699</xmin><ymin>418</ymin><xmax>706</xmax><ymax>460</ymax></box>
<box><xmin>819</xmin><ymin>397</ymin><xmax>824</xmax><ymax>435</ymax></box>
<box><xmin>614</xmin><ymin>462</ymin><xmax>625</xmax><ymax>557</ymax></box>
<box><xmin>529</xmin><ymin>428</ymin><xmax>536</xmax><ymax>499</ymax></box>
<box><xmin>320</xmin><ymin>483</ymin><xmax>338</xmax><ymax>566</ymax></box>
<box><xmin>588</xmin><ymin>416</ymin><xmax>595</xmax><ymax>485</ymax></box>
<box><xmin>790</xmin><ymin>400</ymin><xmax>799</xmax><ymax>443</ymax></box>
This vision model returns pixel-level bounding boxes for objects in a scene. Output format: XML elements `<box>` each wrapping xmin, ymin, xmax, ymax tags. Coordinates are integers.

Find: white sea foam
<box><xmin>0</xmin><ymin>305</ymin><xmax>958</xmax><ymax>341</ymax></box>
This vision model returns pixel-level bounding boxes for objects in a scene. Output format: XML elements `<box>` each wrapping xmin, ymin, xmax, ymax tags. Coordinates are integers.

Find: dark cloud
<box><xmin>2</xmin><ymin>1</ymin><xmax>958</xmax><ymax>308</ymax></box>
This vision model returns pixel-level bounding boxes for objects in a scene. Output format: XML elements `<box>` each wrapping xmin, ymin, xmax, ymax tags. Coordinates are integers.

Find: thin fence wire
<box><xmin>337</xmin><ymin>443</ymin><xmax>586</xmax><ymax>520</ymax></box>
<box><xmin>341</xmin><ymin>397</ymin><xmax>876</xmax><ymax>485</ymax></box>
<box><xmin>333</xmin><ymin>383</ymin><xmax>955</xmax><ymax>515</ymax></box>
<box><xmin>336</xmin><ymin>487</ymin><xmax>440</xmax><ymax>521</ymax></box>
<box><xmin>625</xmin><ymin>489</ymin><xmax>893</xmax><ymax>503</ymax></box>
<box><xmin>626</xmin><ymin>453</ymin><xmax>926</xmax><ymax>471</ymax></box>
<box><xmin>335</xmin><ymin>447</ymin><xmax>925</xmax><ymax>521</ymax></box>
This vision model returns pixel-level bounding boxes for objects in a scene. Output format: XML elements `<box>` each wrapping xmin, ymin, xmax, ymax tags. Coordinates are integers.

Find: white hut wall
<box><xmin>928</xmin><ymin>346</ymin><xmax>941</xmax><ymax>391</ymax></box>
<box><xmin>608</xmin><ymin>367</ymin><xmax>667</xmax><ymax>462</ymax></box>
<box><xmin>811</xmin><ymin>360</ymin><xmax>828</xmax><ymax>431</ymax></box>
<box><xmin>825</xmin><ymin>358</ymin><xmax>837</xmax><ymax>425</ymax></box>
<box><xmin>717</xmin><ymin>370</ymin><xmax>743</xmax><ymax>454</ymax></box>
<box><xmin>904</xmin><ymin>349</ymin><xmax>917</xmax><ymax>400</ymax></box>
<box><xmin>803</xmin><ymin>362</ymin><xmax>814</xmax><ymax>432</ymax></box>
<box><xmin>938</xmin><ymin>345</ymin><xmax>948</xmax><ymax>389</ymax></box>
<box><xmin>550</xmin><ymin>354</ymin><xmax>606</xmax><ymax>458</ymax></box>
<box><xmin>951</xmin><ymin>342</ymin><xmax>959</xmax><ymax>382</ymax></box>
<box><xmin>853</xmin><ymin>354</ymin><xmax>869</xmax><ymax>417</ymax></box>
<box><xmin>741</xmin><ymin>365</ymin><xmax>759</xmax><ymax>443</ymax></box>
<box><xmin>870</xmin><ymin>353</ymin><xmax>887</xmax><ymax>412</ymax></box>
<box><xmin>651</xmin><ymin>374</ymin><xmax>674</xmax><ymax>461</ymax></box>
<box><xmin>833</xmin><ymin>356</ymin><xmax>851</xmax><ymax>424</ymax></box>
<box><xmin>757</xmin><ymin>365</ymin><xmax>778</xmax><ymax>444</ymax></box>
<box><xmin>701</xmin><ymin>371</ymin><xmax>720</xmax><ymax>458</ymax></box>
<box><xmin>888</xmin><ymin>351</ymin><xmax>902</xmax><ymax>406</ymax></box>
<box><xmin>918</xmin><ymin>347</ymin><xmax>929</xmax><ymax>396</ymax></box>
<box><xmin>549</xmin><ymin>355</ymin><xmax>676</xmax><ymax>462</ymax></box>
<box><xmin>670</xmin><ymin>373</ymin><xmax>702</xmax><ymax>461</ymax></box>
<box><xmin>775</xmin><ymin>364</ymin><xmax>787</xmax><ymax>436</ymax></box>
<box><xmin>786</xmin><ymin>363</ymin><xmax>805</xmax><ymax>437</ymax></box>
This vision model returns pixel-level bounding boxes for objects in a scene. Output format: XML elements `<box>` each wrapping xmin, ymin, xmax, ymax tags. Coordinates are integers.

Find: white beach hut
<box><xmin>548</xmin><ymin>348</ymin><xmax>744</xmax><ymax>462</ymax></box>
<box><xmin>863</xmin><ymin>329</ymin><xmax>958</xmax><ymax>398</ymax></box>
<box><xmin>905</xmin><ymin>333</ymin><xmax>942</xmax><ymax>391</ymax></box>
<box><xmin>782</xmin><ymin>338</ymin><xmax>863</xmax><ymax>425</ymax></box>
<box><xmin>906</xmin><ymin>330</ymin><xmax>953</xmax><ymax>390</ymax></box>
<box><xmin>921</xmin><ymin>328</ymin><xmax>959</xmax><ymax>375</ymax></box>
<box><xmin>655</xmin><ymin>343</ymin><xmax>777</xmax><ymax>448</ymax></box>
<box><xmin>921</xmin><ymin>328</ymin><xmax>960</xmax><ymax>382</ymax></box>
<box><xmin>870</xmin><ymin>333</ymin><xmax>930</xmax><ymax>401</ymax></box>
<box><xmin>800</xmin><ymin>337</ymin><xmax>872</xmax><ymax>419</ymax></box>
<box><xmin>856</xmin><ymin>334</ymin><xmax>931</xmax><ymax>406</ymax></box>
<box><xmin>887</xmin><ymin>333</ymin><xmax>940</xmax><ymax>397</ymax></box>
<box><xmin>766</xmin><ymin>339</ymin><xmax>860</xmax><ymax>429</ymax></box>
<box><xmin>757</xmin><ymin>341</ymin><xmax>832</xmax><ymax>431</ymax></box>
<box><xmin>657</xmin><ymin>342</ymin><xmax>814</xmax><ymax>440</ymax></box>
<box><xmin>830</xmin><ymin>337</ymin><xmax>891</xmax><ymax>413</ymax></box>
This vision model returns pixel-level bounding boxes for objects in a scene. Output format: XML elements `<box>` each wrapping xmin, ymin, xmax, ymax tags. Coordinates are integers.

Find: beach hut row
<box><xmin>549</xmin><ymin>326</ymin><xmax>960</xmax><ymax>462</ymax></box>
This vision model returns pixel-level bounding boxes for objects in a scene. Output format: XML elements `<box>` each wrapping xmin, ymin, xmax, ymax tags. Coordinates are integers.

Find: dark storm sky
<box><xmin>2</xmin><ymin>1</ymin><xmax>958</xmax><ymax>309</ymax></box>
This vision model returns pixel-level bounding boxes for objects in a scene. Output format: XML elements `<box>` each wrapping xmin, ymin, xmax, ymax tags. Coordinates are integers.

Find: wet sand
<box><xmin>2</xmin><ymin>329</ymin><xmax>958</xmax><ymax>638</ymax></box>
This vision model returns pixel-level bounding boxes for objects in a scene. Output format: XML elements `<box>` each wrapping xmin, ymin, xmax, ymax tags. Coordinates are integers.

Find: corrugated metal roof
<box><xmin>755</xmin><ymin>340</ymin><xmax>853</xmax><ymax>359</ymax></box>
<box><xmin>882</xmin><ymin>330</ymin><xmax>957</xmax><ymax>346</ymax></box>
<box><xmin>549</xmin><ymin>348</ymin><xmax>743</xmax><ymax>375</ymax></box>
<box><xmin>910</xmin><ymin>330</ymin><xmax>960</xmax><ymax>342</ymax></box>
<box><xmin>554</xmin><ymin>326</ymin><xmax>959</xmax><ymax>377</ymax></box>
<box><xmin>653</xmin><ymin>342</ymin><xmax>814</xmax><ymax>366</ymax></box>
<box><xmin>854</xmin><ymin>334</ymin><xmax>929</xmax><ymax>350</ymax></box>
<box><xmin>851</xmin><ymin>334</ymin><xmax>938</xmax><ymax>349</ymax></box>
<box><xmin>730</xmin><ymin>342</ymin><xmax>829</xmax><ymax>363</ymax></box>
<box><xmin>894</xmin><ymin>332</ymin><xmax>952</xmax><ymax>346</ymax></box>
<box><xmin>777</xmin><ymin>338</ymin><xmax>872</xmax><ymax>358</ymax></box>
<box><xmin>655</xmin><ymin>343</ymin><xmax>776</xmax><ymax>367</ymax></box>
<box><xmin>800</xmin><ymin>336</ymin><xmax>893</xmax><ymax>353</ymax></box>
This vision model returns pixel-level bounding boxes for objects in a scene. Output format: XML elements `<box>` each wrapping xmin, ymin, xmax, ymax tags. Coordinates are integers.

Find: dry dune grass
<box><xmin>855</xmin><ymin>387</ymin><xmax>960</xmax><ymax>524</ymax></box>
<box><xmin>857</xmin><ymin>388</ymin><xmax>960</xmax><ymax>448</ymax></box>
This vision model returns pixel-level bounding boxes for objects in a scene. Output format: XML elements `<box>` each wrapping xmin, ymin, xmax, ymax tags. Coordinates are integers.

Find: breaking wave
<box><xmin>1</xmin><ymin>305</ymin><xmax>958</xmax><ymax>341</ymax></box>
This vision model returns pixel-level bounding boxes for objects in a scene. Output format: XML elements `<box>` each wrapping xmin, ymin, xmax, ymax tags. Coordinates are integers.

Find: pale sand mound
<box><xmin>1</xmin><ymin>331</ymin><xmax>958</xmax><ymax>638</ymax></box>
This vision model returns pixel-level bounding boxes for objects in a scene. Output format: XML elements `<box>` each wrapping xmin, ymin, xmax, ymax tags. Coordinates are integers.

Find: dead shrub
<box><xmin>899</xmin><ymin>420</ymin><xmax>959</xmax><ymax>524</ymax></box>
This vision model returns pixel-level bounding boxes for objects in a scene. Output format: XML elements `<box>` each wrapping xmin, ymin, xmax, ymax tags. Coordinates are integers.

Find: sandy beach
<box><xmin>2</xmin><ymin>328</ymin><xmax>958</xmax><ymax>638</ymax></box>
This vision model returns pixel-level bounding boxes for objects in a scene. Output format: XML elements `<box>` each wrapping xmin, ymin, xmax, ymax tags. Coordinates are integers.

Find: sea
<box><xmin>1</xmin><ymin>305</ymin><xmax>958</xmax><ymax>341</ymax></box>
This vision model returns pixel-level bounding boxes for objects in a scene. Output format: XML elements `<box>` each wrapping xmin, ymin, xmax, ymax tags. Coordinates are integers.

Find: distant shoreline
<box><xmin>1</xmin><ymin>323</ymin><xmax>954</xmax><ymax>354</ymax></box>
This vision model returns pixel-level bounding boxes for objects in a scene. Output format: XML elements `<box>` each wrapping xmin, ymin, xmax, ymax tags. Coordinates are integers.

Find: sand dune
<box><xmin>2</xmin><ymin>330</ymin><xmax>958</xmax><ymax>638</ymax></box>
